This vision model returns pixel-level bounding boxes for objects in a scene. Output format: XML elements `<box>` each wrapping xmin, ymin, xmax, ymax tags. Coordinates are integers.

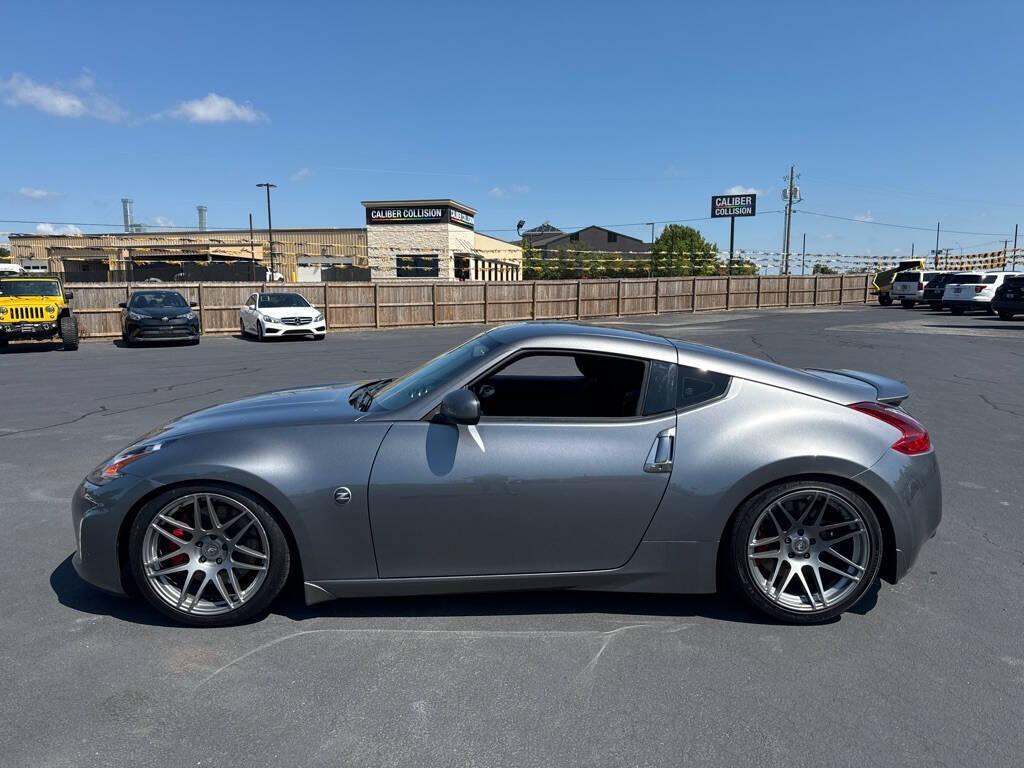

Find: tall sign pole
<box><xmin>712</xmin><ymin>194</ymin><xmax>757</xmax><ymax>274</ymax></box>
<box><xmin>934</xmin><ymin>222</ymin><xmax>941</xmax><ymax>269</ymax></box>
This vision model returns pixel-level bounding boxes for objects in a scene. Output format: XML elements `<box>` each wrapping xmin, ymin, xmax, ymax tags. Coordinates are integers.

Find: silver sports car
<box><xmin>72</xmin><ymin>322</ymin><xmax>941</xmax><ymax>627</ymax></box>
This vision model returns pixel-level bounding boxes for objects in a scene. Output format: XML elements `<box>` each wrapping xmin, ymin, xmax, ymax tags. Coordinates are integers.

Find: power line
<box><xmin>479</xmin><ymin>211</ymin><xmax>784</xmax><ymax>234</ymax></box>
<box><xmin>795</xmin><ymin>209</ymin><xmax>1015</xmax><ymax>237</ymax></box>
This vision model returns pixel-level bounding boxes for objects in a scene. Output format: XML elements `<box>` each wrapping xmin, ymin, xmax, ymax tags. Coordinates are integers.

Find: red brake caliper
<box><xmin>168</xmin><ymin>527</ymin><xmax>189</xmax><ymax>567</ymax></box>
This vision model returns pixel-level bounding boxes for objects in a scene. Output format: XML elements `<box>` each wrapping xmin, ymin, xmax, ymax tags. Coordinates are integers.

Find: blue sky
<box><xmin>3</xmin><ymin>0</ymin><xmax>1023</xmax><ymax>258</ymax></box>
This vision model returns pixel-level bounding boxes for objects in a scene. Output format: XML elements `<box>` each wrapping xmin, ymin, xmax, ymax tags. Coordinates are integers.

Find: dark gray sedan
<box><xmin>72</xmin><ymin>322</ymin><xmax>941</xmax><ymax>626</ymax></box>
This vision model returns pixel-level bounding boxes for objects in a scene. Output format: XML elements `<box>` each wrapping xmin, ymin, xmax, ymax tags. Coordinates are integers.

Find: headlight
<box><xmin>0</xmin><ymin>306</ymin><xmax>7</xmax><ymax>317</ymax></box>
<box><xmin>87</xmin><ymin>442</ymin><xmax>163</xmax><ymax>485</ymax></box>
<box><xmin>128</xmin><ymin>311</ymin><xmax>144</xmax><ymax>320</ymax></box>
<box><xmin>46</xmin><ymin>305</ymin><xmax>56</xmax><ymax>314</ymax></box>
<box><xmin>261</xmin><ymin>313</ymin><xmax>275</xmax><ymax>322</ymax></box>
<box><xmin>314</xmin><ymin>313</ymin><xmax>324</xmax><ymax>322</ymax></box>
<box><xmin>184</xmin><ymin>311</ymin><xmax>196</xmax><ymax>320</ymax></box>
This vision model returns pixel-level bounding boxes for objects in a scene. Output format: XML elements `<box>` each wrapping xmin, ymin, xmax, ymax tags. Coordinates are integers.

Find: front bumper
<box><xmin>0</xmin><ymin>321</ymin><xmax>59</xmax><ymax>340</ymax></box>
<box><xmin>262</xmin><ymin>319</ymin><xmax>326</xmax><ymax>337</ymax></box>
<box><xmin>854</xmin><ymin>448</ymin><xmax>942</xmax><ymax>582</ymax></box>
<box><xmin>71</xmin><ymin>474</ymin><xmax>158</xmax><ymax>595</ymax></box>
<box><xmin>991</xmin><ymin>297</ymin><xmax>1024</xmax><ymax>314</ymax></box>
<box><xmin>125</xmin><ymin>318</ymin><xmax>200</xmax><ymax>341</ymax></box>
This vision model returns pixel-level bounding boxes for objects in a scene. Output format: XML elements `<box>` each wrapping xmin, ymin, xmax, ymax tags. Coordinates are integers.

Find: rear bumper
<box><xmin>942</xmin><ymin>298</ymin><xmax>989</xmax><ymax>310</ymax></box>
<box><xmin>854</xmin><ymin>449</ymin><xmax>942</xmax><ymax>582</ymax></box>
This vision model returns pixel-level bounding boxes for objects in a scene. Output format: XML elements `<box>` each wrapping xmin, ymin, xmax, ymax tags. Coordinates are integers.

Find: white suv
<box><xmin>891</xmin><ymin>270</ymin><xmax>943</xmax><ymax>308</ymax></box>
<box><xmin>942</xmin><ymin>271</ymin><xmax>1024</xmax><ymax>315</ymax></box>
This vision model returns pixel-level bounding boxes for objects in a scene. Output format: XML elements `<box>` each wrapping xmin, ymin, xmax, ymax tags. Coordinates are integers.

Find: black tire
<box><xmin>729</xmin><ymin>479</ymin><xmax>883</xmax><ymax>624</ymax></box>
<box><xmin>929</xmin><ymin>302</ymin><xmax>943</xmax><ymax>311</ymax></box>
<box><xmin>59</xmin><ymin>315</ymin><xmax>79</xmax><ymax>351</ymax></box>
<box><xmin>877</xmin><ymin>294</ymin><xmax>893</xmax><ymax>306</ymax></box>
<box><xmin>950</xmin><ymin>307</ymin><xmax>965</xmax><ymax>316</ymax></box>
<box><xmin>998</xmin><ymin>311</ymin><xmax>1014</xmax><ymax>321</ymax></box>
<box><xmin>900</xmin><ymin>299</ymin><xmax>916</xmax><ymax>308</ymax></box>
<box><xmin>257</xmin><ymin>320</ymin><xmax>265</xmax><ymax>342</ymax></box>
<box><xmin>128</xmin><ymin>485</ymin><xmax>291</xmax><ymax>628</ymax></box>
<box><xmin>188</xmin><ymin>337</ymin><xmax>200</xmax><ymax>346</ymax></box>
<box><xmin>985</xmin><ymin>305</ymin><xmax>995</xmax><ymax>315</ymax></box>
<box><xmin>0</xmin><ymin>338</ymin><xmax>8</xmax><ymax>347</ymax></box>
<box><xmin>239</xmin><ymin>319</ymin><xmax>247</xmax><ymax>337</ymax></box>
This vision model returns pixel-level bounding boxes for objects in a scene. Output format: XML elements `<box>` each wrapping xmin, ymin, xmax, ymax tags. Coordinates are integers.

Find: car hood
<box><xmin>140</xmin><ymin>383</ymin><xmax>369</xmax><ymax>443</ymax></box>
<box><xmin>130</xmin><ymin>306</ymin><xmax>193</xmax><ymax>318</ymax></box>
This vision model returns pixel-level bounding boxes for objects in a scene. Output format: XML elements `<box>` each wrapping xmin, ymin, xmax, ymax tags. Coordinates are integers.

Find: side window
<box><xmin>246</xmin><ymin>295</ymin><xmax>256</xmax><ymax>308</ymax></box>
<box><xmin>475</xmin><ymin>352</ymin><xmax>647</xmax><ymax>419</ymax></box>
<box><xmin>677</xmin><ymin>365</ymin><xmax>730</xmax><ymax>409</ymax></box>
<box><xmin>643</xmin><ymin>360</ymin><xmax>677</xmax><ymax>415</ymax></box>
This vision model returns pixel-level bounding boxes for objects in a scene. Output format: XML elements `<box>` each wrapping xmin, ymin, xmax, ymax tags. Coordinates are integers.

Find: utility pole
<box><xmin>646</xmin><ymin>222</ymin><xmax>656</xmax><ymax>277</ymax></box>
<box><xmin>248</xmin><ymin>213</ymin><xmax>256</xmax><ymax>282</ymax></box>
<box><xmin>934</xmin><ymin>222</ymin><xmax>940</xmax><ymax>269</ymax></box>
<box><xmin>256</xmin><ymin>182</ymin><xmax>277</xmax><ymax>280</ymax></box>
<box><xmin>1013</xmin><ymin>224</ymin><xmax>1019</xmax><ymax>270</ymax></box>
<box><xmin>781</xmin><ymin>165</ymin><xmax>801</xmax><ymax>275</ymax></box>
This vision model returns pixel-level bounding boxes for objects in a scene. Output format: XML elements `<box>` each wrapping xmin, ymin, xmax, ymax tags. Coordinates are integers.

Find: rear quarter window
<box><xmin>642</xmin><ymin>363</ymin><xmax>731</xmax><ymax>415</ymax></box>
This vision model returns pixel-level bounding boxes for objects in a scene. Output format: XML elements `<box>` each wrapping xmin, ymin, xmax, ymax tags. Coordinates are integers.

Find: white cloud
<box><xmin>854</xmin><ymin>211</ymin><xmax>874</xmax><ymax>222</ymax></box>
<box><xmin>723</xmin><ymin>185</ymin><xmax>761</xmax><ymax>196</ymax></box>
<box><xmin>0</xmin><ymin>72</ymin><xmax>126</xmax><ymax>121</ymax></box>
<box><xmin>290</xmin><ymin>167</ymin><xmax>314</xmax><ymax>182</ymax></box>
<box><xmin>152</xmin><ymin>216</ymin><xmax>175</xmax><ymax>228</ymax></box>
<box><xmin>35</xmin><ymin>222</ymin><xmax>82</xmax><ymax>236</ymax></box>
<box><xmin>166</xmin><ymin>93</ymin><xmax>266</xmax><ymax>123</ymax></box>
<box><xmin>18</xmin><ymin>186</ymin><xmax>60</xmax><ymax>200</ymax></box>
<box><xmin>489</xmin><ymin>184</ymin><xmax>529</xmax><ymax>198</ymax></box>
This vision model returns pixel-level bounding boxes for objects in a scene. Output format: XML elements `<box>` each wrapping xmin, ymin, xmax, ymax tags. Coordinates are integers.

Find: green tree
<box><xmin>653</xmin><ymin>225</ymin><xmax>719</xmax><ymax>276</ymax></box>
<box><xmin>813</xmin><ymin>263</ymin><xmax>839</xmax><ymax>275</ymax></box>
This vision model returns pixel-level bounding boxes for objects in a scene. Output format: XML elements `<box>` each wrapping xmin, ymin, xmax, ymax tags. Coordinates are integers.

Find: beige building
<box><xmin>8</xmin><ymin>198</ymin><xmax>522</xmax><ymax>282</ymax></box>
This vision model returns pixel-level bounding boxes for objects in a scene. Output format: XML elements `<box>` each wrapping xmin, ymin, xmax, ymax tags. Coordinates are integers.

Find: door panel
<box><xmin>368</xmin><ymin>415</ymin><xmax>675</xmax><ymax>578</ymax></box>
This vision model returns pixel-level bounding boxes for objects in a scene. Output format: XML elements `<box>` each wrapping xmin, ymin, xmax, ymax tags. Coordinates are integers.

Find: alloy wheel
<box><xmin>141</xmin><ymin>493</ymin><xmax>270</xmax><ymax>616</ymax></box>
<box><xmin>746</xmin><ymin>489</ymin><xmax>870</xmax><ymax>613</ymax></box>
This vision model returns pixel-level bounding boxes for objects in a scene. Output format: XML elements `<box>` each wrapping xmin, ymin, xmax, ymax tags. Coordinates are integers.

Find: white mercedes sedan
<box><xmin>239</xmin><ymin>292</ymin><xmax>326</xmax><ymax>341</ymax></box>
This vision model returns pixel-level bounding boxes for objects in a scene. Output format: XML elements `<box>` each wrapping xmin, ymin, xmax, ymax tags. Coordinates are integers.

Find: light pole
<box><xmin>256</xmin><ymin>182</ymin><xmax>277</xmax><ymax>280</ymax></box>
<box><xmin>646</xmin><ymin>222</ymin><xmax>656</xmax><ymax>276</ymax></box>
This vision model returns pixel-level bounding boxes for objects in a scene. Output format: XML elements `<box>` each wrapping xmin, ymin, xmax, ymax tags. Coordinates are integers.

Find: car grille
<box><xmin>279</xmin><ymin>316</ymin><xmax>313</xmax><ymax>325</ymax></box>
<box><xmin>7</xmin><ymin>306</ymin><xmax>48</xmax><ymax>320</ymax></box>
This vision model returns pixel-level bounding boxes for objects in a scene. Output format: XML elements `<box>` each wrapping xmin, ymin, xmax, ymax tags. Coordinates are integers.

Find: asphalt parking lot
<box><xmin>2</xmin><ymin>304</ymin><xmax>1022</xmax><ymax>768</ymax></box>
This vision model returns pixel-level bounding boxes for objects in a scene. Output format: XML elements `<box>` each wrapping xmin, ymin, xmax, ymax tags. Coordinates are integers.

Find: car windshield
<box><xmin>131</xmin><ymin>291</ymin><xmax>188</xmax><ymax>308</ymax></box>
<box><xmin>948</xmin><ymin>274</ymin><xmax>983</xmax><ymax>284</ymax></box>
<box><xmin>364</xmin><ymin>334</ymin><xmax>502</xmax><ymax>412</ymax></box>
<box><xmin>0</xmin><ymin>280</ymin><xmax>61</xmax><ymax>297</ymax></box>
<box><xmin>259</xmin><ymin>293</ymin><xmax>310</xmax><ymax>308</ymax></box>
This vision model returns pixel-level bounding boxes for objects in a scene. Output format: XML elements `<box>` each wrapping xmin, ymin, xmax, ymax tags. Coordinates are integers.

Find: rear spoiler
<box><xmin>805</xmin><ymin>368</ymin><xmax>911</xmax><ymax>405</ymax></box>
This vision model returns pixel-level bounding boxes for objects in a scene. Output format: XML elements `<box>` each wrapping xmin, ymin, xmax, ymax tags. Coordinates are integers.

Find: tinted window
<box><xmin>982</xmin><ymin>275</ymin><xmax>998</xmax><ymax>284</ymax></box>
<box><xmin>948</xmin><ymin>274</ymin><xmax>982</xmax><ymax>284</ymax></box>
<box><xmin>130</xmin><ymin>291</ymin><xmax>187</xmax><ymax>308</ymax></box>
<box><xmin>259</xmin><ymin>293</ymin><xmax>311</xmax><ymax>308</ymax></box>
<box><xmin>895</xmin><ymin>272</ymin><xmax>919</xmax><ymax>281</ymax></box>
<box><xmin>1003</xmin><ymin>277</ymin><xmax>1024</xmax><ymax>289</ymax></box>
<box><xmin>477</xmin><ymin>352</ymin><xmax>646</xmax><ymax>419</ymax></box>
<box><xmin>643</xmin><ymin>361</ymin><xmax>678</xmax><ymax>415</ymax></box>
<box><xmin>678</xmin><ymin>366</ymin><xmax>730</xmax><ymax>409</ymax></box>
<box><xmin>0</xmin><ymin>280</ymin><xmax>61</xmax><ymax>297</ymax></box>
<box><xmin>922</xmin><ymin>272</ymin><xmax>937</xmax><ymax>281</ymax></box>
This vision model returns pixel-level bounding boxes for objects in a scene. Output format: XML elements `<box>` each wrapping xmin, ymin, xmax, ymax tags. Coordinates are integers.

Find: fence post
<box><xmin>785</xmin><ymin>275</ymin><xmax>791</xmax><ymax>307</ymax></box>
<box><xmin>813</xmin><ymin>275</ymin><xmax>819</xmax><ymax>306</ymax></box>
<box><xmin>654</xmin><ymin>278</ymin><xmax>661</xmax><ymax>315</ymax></box>
<box><xmin>484</xmin><ymin>282</ymin><xmax>491</xmax><ymax>324</ymax></box>
<box><xmin>839</xmin><ymin>274</ymin><xmax>846</xmax><ymax>305</ymax></box>
<box><xmin>725</xmin><ymin>276</ymin><xmax>732</xmax><ymax>311</ymax></box>
<box><xmin>373</xmin><ymin>283</ymin><xmax>380</xmax><ymax>328</ymax></box>
<box><xmin>863</xmin><ymin>273</ymin><xmax>870</xmax><ymax>304</ymax></box>
<box><xmin>576</xmin><ymin>280</ymin><xmax>582</xmax><ymax>320</ymax></box>
<box><xmin>197</xmin><ymin>283</ymin><xmax>204</xmax><ymax>334</ymax></box>
<box><xmin>531</xmin><ymin>281</ymin><xmax>537</xmax><ymax>320</ymax></box>
<box><xmin>756</xmin><ymin>275</ymin><xmax>762</xmax><ymax>308</ymax></box>
<box><xmin>323</xmin><ymin>282</ymin><xmax>329</xmax><ymax>327</ymax></box>
<box><xmin>616</xmin><ymin>279</ymin><xmax>623</xmax><ymax>317</ymax></box>
<box><xmin>431</xmin><ymin>283</ymin><xmax>438</xmax><ymax>325</ymax></box>
<box><xmin>691</xmin><ymin>277</ymin><xmax>698</xmax><ymax>312</ymax></box>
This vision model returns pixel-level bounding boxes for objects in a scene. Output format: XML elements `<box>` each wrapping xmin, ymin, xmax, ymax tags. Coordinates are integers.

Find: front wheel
<box><xmin>60</xmin><ymin>315</ymin><xmax>79</xmax><ymax>351</ymax></box>
<box><xmin>950</xmin><ymin>307</ymin><xmax>965</xmax><ymax>316</ymax></box>
<box><xmin>730</xmin><ymin>480</ymin><xmax>882</xmax><ymax>624</ymax></box>
<box><xmin>128</xmin><ymin>486</ymin><xmax>291</xmax><ymax>627</ymax></box>
<box><xmin>877</xmin><ymin>294</ymin><xmax>893</xmax><ymax>306</ymax></box>
<box><xmin>900</xmin><ymin>299</ymin><xmax>916</xmax><ymax>308</ymax></box>
<box><xmin>998</xmin><ymin>311</ymin><xmax>1015</xmax><ymax>321</ymax></box>
<box><xmin>257</xmin><ymin>320</ymin><xmax>266</xmax><ymax>342</ymax></box>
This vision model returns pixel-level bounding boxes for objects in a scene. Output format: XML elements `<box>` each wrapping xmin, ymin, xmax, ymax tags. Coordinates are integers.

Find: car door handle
<box><xmin>644</xmin><ymin>427</ymin><xmax>675</xmax><ymax>473</ymax></box>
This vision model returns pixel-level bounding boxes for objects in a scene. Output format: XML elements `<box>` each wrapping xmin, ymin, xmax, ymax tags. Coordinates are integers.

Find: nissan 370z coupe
<box><xmin>72</xmin><ymin>322</ymin><xmax>941</xmax><ymax>627</ymax></box>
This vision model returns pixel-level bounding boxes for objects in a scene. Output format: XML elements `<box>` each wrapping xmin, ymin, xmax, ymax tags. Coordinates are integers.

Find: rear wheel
<box><xmin>59</xmin><ymin>315</ymin><xmax>79</xmax><ymax>351</ymax></box>
<box><xmin>877</xmin><ymin>294</ymin><xmax>893</xmax><ymax>306</ymax></box>
<box><xmin>900</xmin><ymin>299</ymin><xmax>916</xmax><ymax>308</ymax></box>
<box><xmin>998</xmin><ymin>310</ymin><xmax>1015</xmax><ymax>320</ymax></box>
<box><xmin>929</xmin><ymin>302</ymin><xmax>943</xmax><ymax>311</ymax></box>
<box><xmin>730</xmin><ymin>480</ymin><xmax>882</xmax><ymax>624</ymax></box>
<box><xmin>950</xmin><ymin>307</ymin><xmax>965</xmax><ymax>316</ymax></box>
<box><xmin>128</xmin><ymin>486</ymin><xmax>290</xmax><ymax>627</ymax></box>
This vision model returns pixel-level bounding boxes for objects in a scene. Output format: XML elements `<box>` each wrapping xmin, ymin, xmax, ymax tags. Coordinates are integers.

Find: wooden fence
<box><xmin>68</xmin><ymin>274</ymin><xmax>872</xmax><ymax>338</ymax></box>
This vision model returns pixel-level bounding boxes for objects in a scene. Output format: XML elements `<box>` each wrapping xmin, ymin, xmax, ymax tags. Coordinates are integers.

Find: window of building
<box><xmin>396</xmin><ymin>254</ymin><xmax>439</xmax><ymax>278</ymax></box>
<box><xmin>454</xmin><ymin>253</ymin><xmax>472</xmax><ymax>281</ymax></box>
<box><xmin>473</xmin><ymin>352</ymin><xmax>647</xmax><ymax>419</ymax></box>
<box><xmin>607</xmin><ymin>232</ymin><xmax>618</xmax><ymax>243</ymax></box>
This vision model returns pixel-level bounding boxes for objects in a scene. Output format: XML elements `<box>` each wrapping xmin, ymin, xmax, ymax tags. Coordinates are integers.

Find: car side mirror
<box><xmin>118</xmin><ymin>302</ymin><xmax>127</xmax><ymax>308</ymax></box>
<box><xmin>190</xmin><ymin>301</ymin><xmax>198</xmax><ymax>307</ymax></box>
<box><xmin>438</xmin><ymin>389</ymin><xmax>480</xmax><ymax>425</ymax></box>
<box><xmin>64</xmin><ymin>291</ymin><xmax>74</xmax><ymax>300</ymax></box>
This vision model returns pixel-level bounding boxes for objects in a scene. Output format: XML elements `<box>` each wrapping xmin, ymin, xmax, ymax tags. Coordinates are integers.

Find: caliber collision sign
<box><xmin>711</xmin><ymin>194</ymin><xmax>757</xmax><ymax>218</ymax></box>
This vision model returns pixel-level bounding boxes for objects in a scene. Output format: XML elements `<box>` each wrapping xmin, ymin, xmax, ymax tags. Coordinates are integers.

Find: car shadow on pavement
<box><xmin>51</xmin><ymin>554</ymin><xmax>877</xmax><ymax>628</ymax></box>
<box><xmin>0</xmin><ymin>342</ymin><xmax>66</xmax><ymax>354</ymax></box>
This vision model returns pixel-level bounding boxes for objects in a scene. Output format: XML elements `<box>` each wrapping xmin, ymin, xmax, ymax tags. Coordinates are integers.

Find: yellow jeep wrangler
<box><xmin>0</xmin><ymin>276</ymin><xmax>80</xmax><ymax>350</ymax></box>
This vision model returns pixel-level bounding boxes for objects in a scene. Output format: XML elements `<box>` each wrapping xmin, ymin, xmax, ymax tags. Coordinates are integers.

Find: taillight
<box><xmin>849</xmin><ymin>401</ymin><xmax>931</xmax><ymax>455</ymax></box>
<box><xmin>918</xmin><ymin>282</ymin><xmax>924</xmax><ymax>291</ymax></box>
<box><xmin>975</xmin><ymin>285</ymin><xmax>987</xmax><ymax>294</ymax></box>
